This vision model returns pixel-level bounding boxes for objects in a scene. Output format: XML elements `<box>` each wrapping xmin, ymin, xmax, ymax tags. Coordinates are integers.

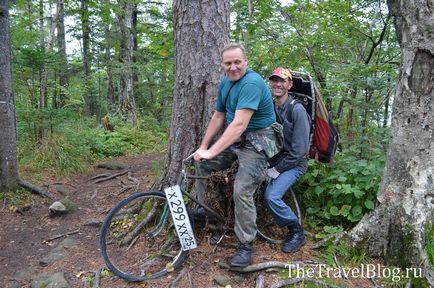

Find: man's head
<box><xmin>269</xmin><ymin>67</ymin><xmax>293</xmax><ymax>98</ymax></box>
<box><xmin>221</xmin><ymin>43</ymin><xmax>248</xmax><ymax>82</ymax></box>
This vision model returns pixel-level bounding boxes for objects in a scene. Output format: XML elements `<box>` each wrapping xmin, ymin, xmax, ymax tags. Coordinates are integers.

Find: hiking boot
<box><xmin>230</xmin><ymin>242</ymin><xmax>253</xmax><ymax>267</ymax></box>
<box><xmin>282</xmin><ymin>221</ymin><xmax>306</xmax><ymax>253</ymax></box>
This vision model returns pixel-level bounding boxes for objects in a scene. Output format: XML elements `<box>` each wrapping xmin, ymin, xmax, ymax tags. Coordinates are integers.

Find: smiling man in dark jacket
<box><xmin>264</xmin><ymin>67</ymin><xmax>311</xmax><ymax>253</ymax></box>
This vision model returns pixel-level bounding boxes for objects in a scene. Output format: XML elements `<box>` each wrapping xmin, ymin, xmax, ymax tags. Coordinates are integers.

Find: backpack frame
<box><xmin>286</xmin><ymin>71</ymin><xmax>339</xmax><ymax>164</ymax></box>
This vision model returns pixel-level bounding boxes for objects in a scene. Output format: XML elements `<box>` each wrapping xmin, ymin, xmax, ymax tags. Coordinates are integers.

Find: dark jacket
<box><xmin>269</xmin><ymin>93</ymin><xmax>311</xmax><ymax>173</ymax></box>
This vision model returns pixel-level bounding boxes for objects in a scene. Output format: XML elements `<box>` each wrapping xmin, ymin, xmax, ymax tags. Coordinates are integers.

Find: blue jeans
<box><xmin>263</xmin><ymin>167</ymin><xmax>305</xmax><ymax>227</ymax></box>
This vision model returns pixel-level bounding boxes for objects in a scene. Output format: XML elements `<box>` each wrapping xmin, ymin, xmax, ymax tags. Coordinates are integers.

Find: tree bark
<box><xmin>81</xmin><ymin>0</ymin><xmax>93</xmax><ymax>116</ymax></box>
<box><xmin>349</xmin><ymin>0</ymin><xmax>434</xmax><ymax>285</ymax></box>
<box><xmin>155</xmin><ymin>0</ymin><xmax>230</xmax><ymax>188</ymax></box>
<box><xmin>56</xmin><ymin>0</ymin><xmax>68</xmax><ymax>108</ymax></box>
<box><xmin>0</xmin><ymin>0</ymin><xmax>19</xmax><ymax>192</ymax></box>
<box><xmin>118</xmin><ymin>0</ymin><xmax>137</xmax><ymax>125</ymax></box>
<box><xmin>103</xmin><ymin>0</ymin><xmax>115</xmax><ymax>111</ymax></box>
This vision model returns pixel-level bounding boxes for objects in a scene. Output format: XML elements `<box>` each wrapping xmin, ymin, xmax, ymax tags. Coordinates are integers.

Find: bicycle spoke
<box><xmin>100</xmin><ymin>191</ymin><xmax>188</xmax><ymax>282</ymax></box>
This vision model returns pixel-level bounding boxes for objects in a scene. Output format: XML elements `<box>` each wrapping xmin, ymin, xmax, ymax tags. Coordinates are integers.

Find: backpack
<box><xmin>287</xmin><ymin>86</ymin><xmax>340</xmax><ymax>164</ymax></box>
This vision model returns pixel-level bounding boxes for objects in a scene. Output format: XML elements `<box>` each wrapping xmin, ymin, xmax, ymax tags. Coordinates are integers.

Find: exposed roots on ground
<box><xmin>92</xmin><ymin>170</ymin><xmax>129</xmax><ymax>184</ymax></box>
<box><xmin>270</xmin><ymin>277</ymin><xmax>344</xmax><ymax>288</ymax></box>
<box><xmin>311</xmin><ymin>231</ymin><xmax>346</xmax><ymax>250</ymax></box>
<box><xmin>18</xmin><ymin>178</ymin><xmax>56</xmax><ymax>200</ymax></box>
<box><xmin>118</xmin><ymin>200</ymin><xmax>159</xmax><ymax>246</ymax></box>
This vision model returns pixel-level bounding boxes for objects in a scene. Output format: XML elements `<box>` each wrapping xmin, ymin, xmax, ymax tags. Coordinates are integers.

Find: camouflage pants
<box><xmin>195</xmin><ymin>141</ymin><xmax>268</xmax><ymax>243</ymax></box>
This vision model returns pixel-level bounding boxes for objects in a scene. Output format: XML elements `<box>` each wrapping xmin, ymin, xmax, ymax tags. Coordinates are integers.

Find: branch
<box><xmin>43</xmin><ymin>228</ymin><xmax>80</xmax><ymax>242</ymax></box>
<box><xmin>365</xmin><ymin>15</ymin><xmax>391</xmax><ymax>64</ymax></box>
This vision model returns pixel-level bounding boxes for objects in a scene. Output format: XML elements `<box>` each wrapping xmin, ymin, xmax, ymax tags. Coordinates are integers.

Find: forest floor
<box><xmin>0</xmin><ymin>154</ymin><xmax>379</xmax><ymax>288</ymax></box>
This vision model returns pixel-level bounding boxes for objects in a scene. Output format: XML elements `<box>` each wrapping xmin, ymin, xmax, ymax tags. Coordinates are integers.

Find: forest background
<box><xmin>8</xmin><ymin>0</ymin><xmax>396</xmax><ymax>233</ymax></box>
<box><xmin>3</xmin><ymin>0</ymin><xmax>434</xmax><ymax>286</ymax></box>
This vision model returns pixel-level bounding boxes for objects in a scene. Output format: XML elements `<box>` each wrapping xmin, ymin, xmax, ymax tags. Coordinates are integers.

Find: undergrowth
<box><xmin>294</xmin><ymin>143</ymin><xmax>386</xmax><ymax>234</ymax></box>
<box><xmin>17</xmin><ymin>109</ymin><xmax>168</xmax><ymax>181</ymax></box>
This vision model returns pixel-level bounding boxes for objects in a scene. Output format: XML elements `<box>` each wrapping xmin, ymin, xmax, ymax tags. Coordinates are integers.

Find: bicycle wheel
<box><xmin>99</xmin><ymin>191</ymin><xmax>188</xmax><ymax>282</ymax></box>
<box><xmin>257</xmin><ymin>187</ymin><xmax>302</xmax><ymax>244</ymax></box>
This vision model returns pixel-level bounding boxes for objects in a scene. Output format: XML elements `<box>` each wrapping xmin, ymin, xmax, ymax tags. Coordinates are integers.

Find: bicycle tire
<box><xmin>99</xmin><ymin>191</ymin><xmax>188</xmax><ymax>282</ymax></box>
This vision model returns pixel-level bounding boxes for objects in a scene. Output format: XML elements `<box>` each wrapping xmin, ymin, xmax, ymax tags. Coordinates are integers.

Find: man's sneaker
<box><xmin>230</xmin><ymin>242</ymin><xmax>253</xmax><ymax>267</ymax></box>
<box><xmin>282</xmin><ymin>221</ymin><xmax>305</xmax><ymax>253</ymax></box>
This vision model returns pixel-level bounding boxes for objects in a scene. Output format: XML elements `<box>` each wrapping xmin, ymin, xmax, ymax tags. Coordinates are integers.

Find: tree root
<box><xmin>169</xmin><ymin>267</ymin><xmax>188</xmax><ymax>288</ymax></box>
<box><xmin>119</xmin><ymin>201</ymin><xmax>158</xmax><ymax>246</ymax></box>
<box><xmin>312</xmin><ymin>231</ymin><xmax>346</xmax><ymax>250</ymax></box>
<box><xmin>18</xmin><ymin>178</ymin><xmax>56</xmax><ymax>200</ymax></box>
<box><xmin>229</xmin><ymin>261</ymin><xmax>306</xmax><ymax>273</ymax></box>
<box><xmin>93</xmin><ymin>170</ymin><xmax>129</xmax><ymax>184</ymax></box>
<box><xmin>270</xmin><ymin>277</ymin><xmax>343</xmax><ymax>288</ymax></box>
<box><xmin>92</xmin><ymin>268</ymin><xmax>101</xmax><ymax>288</ymax></box>
<box><xmin>255</xmin><ymin>274</ymin><xmax>265</xmax><ymax>288</ymax></box>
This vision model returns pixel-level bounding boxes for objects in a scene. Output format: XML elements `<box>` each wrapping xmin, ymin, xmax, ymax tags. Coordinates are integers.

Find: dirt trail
<box><xmin>0</xmin><ymin>154</ymin><xmax>373</xmax><ymax>288</ymax></box>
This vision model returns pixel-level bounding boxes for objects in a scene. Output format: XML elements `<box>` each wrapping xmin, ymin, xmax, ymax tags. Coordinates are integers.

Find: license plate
<box><xmin>164</xmin><ymin>185</ymin><xmax>197</xmax><ymax>251</ymax></box>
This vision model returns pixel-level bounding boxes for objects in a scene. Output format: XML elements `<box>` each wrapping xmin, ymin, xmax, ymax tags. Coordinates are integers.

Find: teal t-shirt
<box><xmin>215</xmin><ymin>68</ymin><xmax>275</xmax><ymax>132</ymax></box>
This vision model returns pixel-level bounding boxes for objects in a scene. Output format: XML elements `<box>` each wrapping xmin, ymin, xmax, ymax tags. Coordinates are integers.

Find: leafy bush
<box><xmin>295</xmin><ymin>144</ymin><xmax>385</xmax><ymax>230</ymax></box>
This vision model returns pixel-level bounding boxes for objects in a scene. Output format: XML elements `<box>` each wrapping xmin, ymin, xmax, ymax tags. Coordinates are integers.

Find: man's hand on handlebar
<box><xmin>193</xmin><ymin>148</ymin><xmax>215</xmax><ymax>162</ymax></box>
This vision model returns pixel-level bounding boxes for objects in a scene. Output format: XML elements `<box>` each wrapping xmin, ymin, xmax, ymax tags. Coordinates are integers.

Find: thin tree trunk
<box><xmin>349</xmin><ymin>1</ymin><xmax>434</xmax><ymax>285</ymax></box>
<box><xmin>81</xmin><ymin>0</ymin><xmax>93</xmax><ymax>116</ymax></box>
<box><xmin>154</xmin><ymin>0</ymin><xmax>230</xmax><ymax>188</ymax></box>
<box><xmin>38</xmin><ymin>0</ymin><xmax>46</xmax><ymax>111</ymax></box>
<box><xmin>117</xmin><ymin>0</ymin><xmax>136</xmax><ymax>125</ymax></box>
<box><xmin>0</xmin><ymin>0</ymin><xmax>19</xmax><ymax>192</ymax></box>
<box><xmin>103</xmin><ymin>0</ymin><xmax>115</xmax><ymax>111</ymax></box>
<box><xmin>56</xmin><ymin>0</ymin><xmax>67</xmax><ymax>108</ymax></box>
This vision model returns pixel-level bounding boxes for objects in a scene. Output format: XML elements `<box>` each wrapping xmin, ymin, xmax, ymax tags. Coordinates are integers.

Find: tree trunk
<box><xmin>81</xmin><ymin>0</ymin><xmax>92</xmax><ymax>115</ymax></box>
<box><xmin>0</xmin><ymin>0</ymin><xmax>19</xmax><ymax>192</ymax></box>
<box><xmin>154</xmin><ymin>0</ymin><xmax>230</xmax><ymax>188</ymax></box>
<box><xmin>56</xmin><ymin>0</ymin><xmax>68</xmax><ymax>108</ymax></box>
<box><xmin>38</xmin><ymin>0</ymin><xmax>46</xmax><ymax>111</ymax></box>
<box><xmin>81</xmin><ymin>0</ymin><xmax>93</xmax><ymax>116</ymax></box>
<box><xmin>118</xmin><ymin>0</ymin><xmax>137</xmax><ymax>125</ymax></box>
<box><xmin>349</xmin><ymin>0</ymin><xmax>434</xmax><ymax>285</ymax></box>
<box><xmin>103</xmin><ymin>0</ymin><xmax>115</xmax><ymax>112</ymax></box>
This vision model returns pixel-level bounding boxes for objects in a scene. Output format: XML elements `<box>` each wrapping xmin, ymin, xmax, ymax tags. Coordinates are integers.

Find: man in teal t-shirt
<box><xmin>193</xmin><ymin>43</ymin><xmax>279</xmax><ymax>268</ymax></box>
<box><xmin>216</xmin><ymin>67</ymin><xmax>275</xmax><ymax>132</ymax></box>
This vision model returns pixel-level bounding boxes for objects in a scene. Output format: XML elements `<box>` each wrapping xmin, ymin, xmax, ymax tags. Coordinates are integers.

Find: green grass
<box><xmin>17</xmin><ymin>113</ymin><xmax>168</xmax><ymax>182</ymax></box>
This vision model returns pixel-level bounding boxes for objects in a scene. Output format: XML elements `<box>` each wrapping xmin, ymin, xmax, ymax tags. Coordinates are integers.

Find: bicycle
<box><xmin>99</xmin><ymin>154</ymin><xmax>302</xmax><ymax>282</ymax></box>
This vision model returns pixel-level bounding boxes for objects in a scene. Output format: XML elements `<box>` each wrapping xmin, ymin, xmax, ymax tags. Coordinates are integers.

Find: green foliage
<box><xmin>85</xmin><ymin>116</ymin><xmax>167</xmax><ymax>158</ymax></box>
<box><xmin>0</xmin><ymin>188</ymin><xmax>32</xmax><ymax>207</ymax></box>
<box><xmin>427</xmin><ymin>224</ymin><xmax>434</xmax><ymax>266</ymax></box>
<box><xmin>321</xmin><ymin>240</ymin><xmax>370</xmax><ymax>267</ymax></box>
<box><xmin>296</xmin><ymin>144</ymin><xmax>386</xmax><ymax>229</ymax></box>
<box><xmin>17</xmin><ymin>110</ymin><xmax>168</xmax><ymax>180</ymax></box>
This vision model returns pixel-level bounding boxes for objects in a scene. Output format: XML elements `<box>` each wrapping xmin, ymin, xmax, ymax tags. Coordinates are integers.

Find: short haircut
<box><xmin>221</xmin><ymin>43</ymin><xmax>247</xmax><ymax>59</ymax></box>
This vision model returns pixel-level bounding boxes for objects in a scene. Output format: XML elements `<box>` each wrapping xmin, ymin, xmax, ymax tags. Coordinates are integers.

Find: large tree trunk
<box><xmin>117</xmin><ymin>0</ymin><xmax>137</xmax><ymax>125</ymax></box>
<box><xmin>349</xmin><ymin>0</ymin><xmax>434</xmax><ymax>285</ymax></box>
<box><xmin>0</xmin><ymin>0</ymin><xmax>19</xmax><ymax>192</ymax></box>
<box><xmin>155</xmin><ymin>0</ymin><xmax>230</xmax><ymax>188</ymax></box>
